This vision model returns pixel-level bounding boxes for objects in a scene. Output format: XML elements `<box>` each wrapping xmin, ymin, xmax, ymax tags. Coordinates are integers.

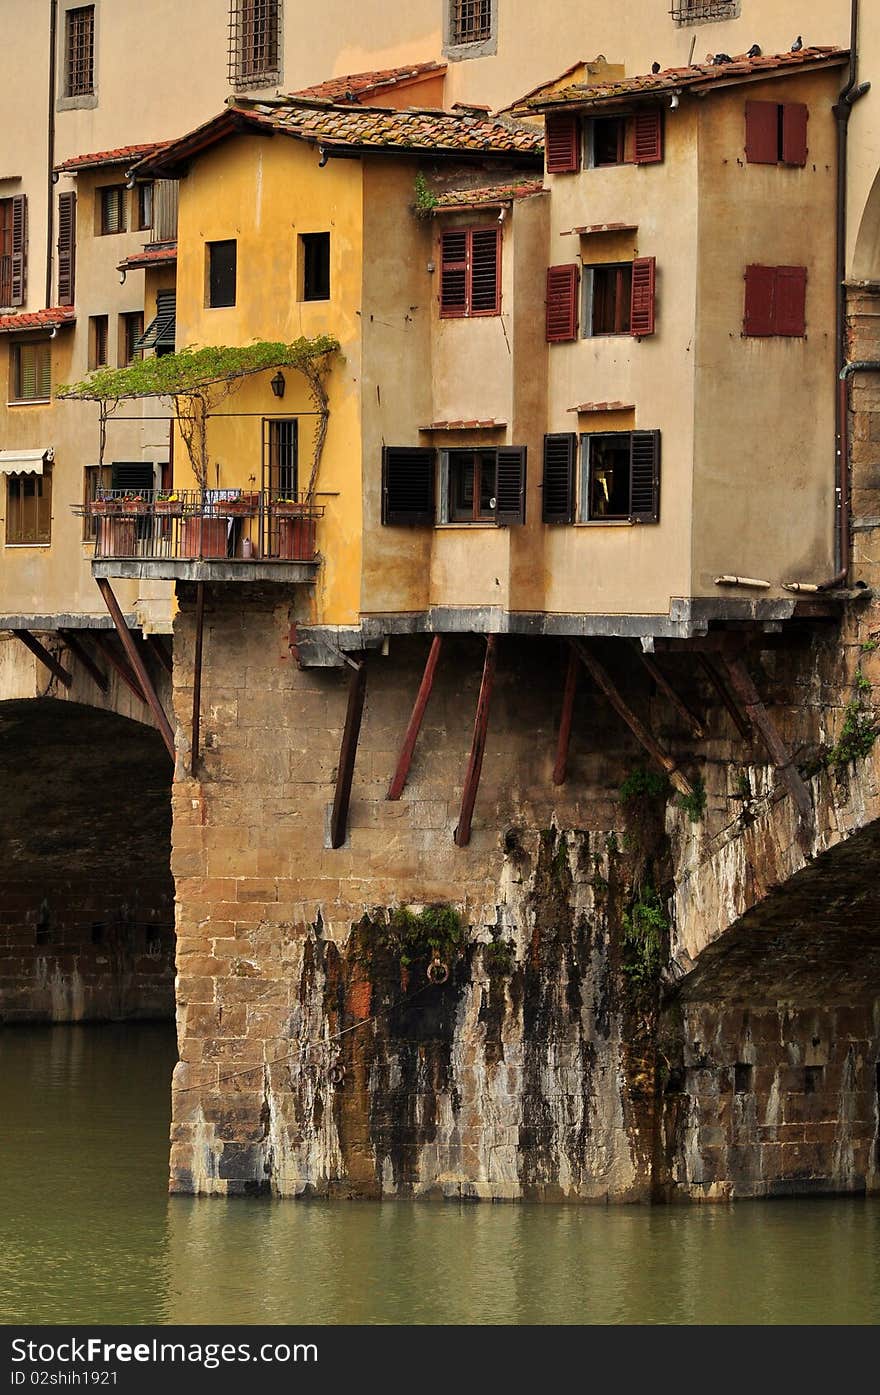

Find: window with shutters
<box><xmin>6</xmin><ymin>469</ymin><xmax>52</xmax><ymax>545</ymax></box>
<box><xmin>745</xmin><ymin>101</ymin><xmax>808</xmax><ymax>167</ymax></box>
<box><xmin>10</xmin><ymin>341</ymin><xmax>51</xmax><ymax>403</ymax></box>
<box><xmin>64</xmin><ymin>6</ymin><xmax>95</xmax><ymax>97</ymax></box>
<box><xmin>0</xmin><ymin>199</ymin><xmax>13</xmax><ymax>306</ymax></box>
<box><xmin>439</xmin><ymin>227</ymin><xmax>500</xmax><ymax>318</ymax></box>
<box><xmin>98</xmin><ymin>185</ymin><xmax>126</xmax><ymax>236</ymax></box>
<box><xmin>228</xmin><ymin>0</ymin><xmax>282</xmax><ymax>87</ymax></box>
<box><xmin>545</xmin><ymin>113</ymin><xmax>581</xmax><ymax>174</ymax></box>
<box><xmin>82</xmin><ymin>463</ymin><xmax>112</xmax><ymax>540</ymax></box>
<box><xmin>546</xmin><ymin>264</ymin><xmax>579</xmax><ymax>342</ymax></box>
<box><xmin>585</xmin><ymin>109</ymin><xmax>664</xmax><ymax>167</ymax></box>
<box><xmin>0</xmin><ymin>195</ymin><xmax>27</xmax><ymax>307</ymax></box>
<box><xmin>135</xmin><ymin>289</ymin><xmax>176</xmax><ymax>356</ymax></box>
<box><xmin>57</xmin><ymin>191</ymin><xmax>76</xmax><ymax>305</ymax></box>
<box><xmin>583</xmin><ymin>264</ymin><xmax>633</xmax><ymax>336</ymax></box>
<box><xmin>441</xmin><ymin>446</ymin><xmax>526</xmax><ymax>524</ymax></box>
<box><xmin>382</xmin><ymin>447</ymin><xmax>436</xmax><ymax>525</ymax></box>
<box><xmin>136</xmin><ymin>183</ymin><xmax>153</xmax><ymax>232</ymax></box>
<box><xmin>119</xmin><ymin>311</ymin><xmax>144</xmax><ymax>367</ymax></box>
<box><xmin>89</xmin><ymin>314</ymin><xmax>109</xmax><ymax>370</ymax></box>
<box><xmin>580</xmin><ymin>431</ymin><xmax>661</xmax><ymax>523</ymax></box>
<box><xmin>299</xmin><ymin>233</ymin><xmax>330</xmax><ymax>302</ymax></box>
<box><xmin>743</xmin><ymin>264</ymin><xmax>807</xmax><ymax>337</ymax></box>
<box><xmin>207</xmin><ymin>240</ymin><xmax>237</xmax><ymax>308</ymax></box>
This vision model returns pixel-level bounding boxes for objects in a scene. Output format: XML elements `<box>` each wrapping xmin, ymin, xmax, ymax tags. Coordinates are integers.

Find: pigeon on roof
<box><xmin>747</xmin><ymin>44</ymin><xmax>762</xmax><ymax>58</ymax></box>
<box><xmin>791</xmin><ymin>35</ymin><xmax>803</xmax><ymax>52</ymax></box>
<box><xmin>651</xmin><ymin>61</ymin><xmax>660</xmax><ymax>74</ymax></box>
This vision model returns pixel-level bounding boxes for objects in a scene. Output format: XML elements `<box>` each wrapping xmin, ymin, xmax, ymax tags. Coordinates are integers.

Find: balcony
<box><xmin>74</xmin><ymin>489</ymin><xmax>324</xmax><ymax>583</ymax></box>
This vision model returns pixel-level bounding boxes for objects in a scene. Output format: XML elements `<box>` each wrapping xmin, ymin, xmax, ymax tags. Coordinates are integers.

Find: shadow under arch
<box><xmin>0</xmin><ymin>697</ymin><xmax>175</xmax><ymax>1023</ymax></box>
<box><xmin>852</xmin><ymin>164</ymin><xmax>880</xmax><ymax>281</ymax></box>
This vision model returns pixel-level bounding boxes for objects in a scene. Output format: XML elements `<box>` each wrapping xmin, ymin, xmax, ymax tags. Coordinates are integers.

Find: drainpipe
<box><xmin>45</xmin><ymin>0</ymin><xmax>57</xmax><ymax>308</ymax></box>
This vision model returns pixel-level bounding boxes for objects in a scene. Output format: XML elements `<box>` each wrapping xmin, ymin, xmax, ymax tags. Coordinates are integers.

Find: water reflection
<box><xmin>2</xmin><ymin>1024</ymin><xmax>879</xmax><ymax>1325</ymax></box>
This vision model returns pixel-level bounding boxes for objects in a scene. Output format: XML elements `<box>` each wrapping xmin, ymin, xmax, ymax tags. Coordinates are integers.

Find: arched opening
<box><xmin>0</xmin><ymin>698</ymin><xmax>174</xmax><ymax>1022</ymax></box>
<box><xmin>852</xmin><ymin>165</ymin><xmax>880</xmax><ymax>282</ymax></box>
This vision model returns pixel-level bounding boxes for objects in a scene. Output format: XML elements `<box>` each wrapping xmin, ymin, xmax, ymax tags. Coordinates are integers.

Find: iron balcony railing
<box><xmin>73</xmin><ymin>488</ymin><xmax>324</xmax><ymax>563</ymax></box>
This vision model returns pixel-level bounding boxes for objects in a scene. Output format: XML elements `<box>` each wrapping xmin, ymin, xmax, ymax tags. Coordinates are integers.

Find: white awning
<box><xmin>0</xmin><ymin>448</ymin><xmax>54</xmax><ymax>475</ymax></box>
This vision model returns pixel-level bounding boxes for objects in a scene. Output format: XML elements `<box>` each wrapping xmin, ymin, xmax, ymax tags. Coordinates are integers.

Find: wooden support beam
<box><xmin>388</xmin><ymin>635</ymin><xmax>442</xmax><ymax>800</ymax></box>
<box><xmin>330</xmin><ymin>658</ymin><xmax>367</xmax><ymax>849</ymax></box>
<box><xmin>90</xmin><ymin>631</ymin><xmax>148</xmax><ymax>706</ymax></box>
<box><xmin>571</xmin><ymin>639</ymin><xmax>693</xmax><ymax>797</ymax></box>
<box><xmin>12</xmin><ymin>630</ymin><xmax>73</xmax><ymax>689</ymax></box>
<box><xmin>147</xmin><ymin>634</ymin><xmax>173</xmax><ymax>676</ymax></box>
<box><xmin>58</xmin><ymin>630</ymin><xmax>109</xmax><ymax>692</ymax></box>
<box><xmin>552</xmin><ymin>645</ymin><xmax>578</xmax><ymax>785</ymax></box>
<box><xmin>698</xmin><ymin>655</ymin><xmax>752</xmax><ymax>741</ymax></box>
<box><xmin>722</xmin><ymin>655</ymin><xmax>813</xmax><ymax>824</ymax></box>
<box><xmin>95</xmin><ymin>578</ymin><xmax>176</xmax><ymax>761</ymax></box>
<box><xmin>454</xmin><ymin>635</ymin><xmax>497</xmax><ymax>848</ymax></box>
<box><xmin>191</xmin><ymin>582</ymin><xmax>205</xmax><ymax>775</ymax></box>
<box><xmin>639</xmin><ymin>652</ymin><xmax>705</xmax><ymax>739</ymax></box>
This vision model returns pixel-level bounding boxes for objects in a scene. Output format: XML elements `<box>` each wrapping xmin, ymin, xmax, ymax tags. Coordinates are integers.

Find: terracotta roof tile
<box><xmin>568</xmin><ymin>401</ymin><xmax>635</xmax><ymax>413</ymax></box>
<box><xmin>54</xmin><ymin>142</ymin><xmax>168</xmax><ymax>173</ymax></box>
<box><xmin>420</xmin><ymin>419</ymin><xmax>507</xmax><ymax>431</ymax></box>
<box><xmin>0</xmin><ymin>306</ymin><xmax>76</xmax><ymax>334</ymax></box>
<box><xmin>528</xmin><ymin>47</ymin><xmax>848</xmax><ymax>111</ymax></box>
<box><xmin>117</xmin><ymin>242</ymin><xmax>178</xmax><ymax>272</ymax></box>
<box><xmin>434</xmin><ymin>178</ymin><xmax>545</xmax><ymax>210</ymax></box>
<box><xmin>293</xmin><ymin>62</ymin><xmax>446</xmax><ymax>102</ymax></box>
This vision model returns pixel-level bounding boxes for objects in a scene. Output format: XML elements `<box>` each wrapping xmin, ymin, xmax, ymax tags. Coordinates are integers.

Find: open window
<box><xmin>381</xmin><ymin>445</ymin><xmax>526</xmax><ymax>526</ymax></box>
<box><xmin>541</xmin><ymin>431</ymin><xmax>660</xmax><ymax>524</ymax></box>
<box><xmin>585</xmin><ymin>108</ymin><xmax>664</xmax><ymax>167</ymax></box>
<box><xmin>135</xmin><ymin>289</ymin><xmax>176</xmax><ymax>356</ymax></box>
<box><xmin>6</xmin><ymin>466</ymin><xmax>52</xmax><ymax>544</ymax></box>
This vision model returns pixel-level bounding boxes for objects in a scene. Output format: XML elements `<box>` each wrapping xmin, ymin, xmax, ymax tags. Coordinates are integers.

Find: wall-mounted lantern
<box><xmin>270</xmin><ymin>370</ymin><xmax>286</xmax><ymax>399</ymax></box>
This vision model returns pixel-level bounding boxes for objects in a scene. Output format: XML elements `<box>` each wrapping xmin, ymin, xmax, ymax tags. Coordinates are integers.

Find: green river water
<box><xmin>2</xmin><ymin>1022</ymin><xmax>879</xmax><ymax>1326</ymax></box>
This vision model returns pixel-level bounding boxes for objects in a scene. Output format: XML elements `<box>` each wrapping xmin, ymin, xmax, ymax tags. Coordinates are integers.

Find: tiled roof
<box><xmin>293</xmin><ymin>62</ymin><xmax>446</xmax><ymax>102</ymax></box>
<box><xmin>0</xmin><ymin>306</ymin><xmax>76</xmax><ymax>334</ymax></box>
<box><xmin>434</xmin><ymin>178</ymin><xmax>546</xmax><ymax>209</ymax></box>
<box><xmin>527</xmin><ymin>47</ymin><xmax>849</xmax><ymax>110</ymax></box>
<box><xmin>117</xmin><ymin>242</ymin><xmax>178</xmax><ymax>272</ymax></box>
<box><xmin>54</xmin><ymin>142</ymin><xmax>167</xmax><ymax>173</ymax></box>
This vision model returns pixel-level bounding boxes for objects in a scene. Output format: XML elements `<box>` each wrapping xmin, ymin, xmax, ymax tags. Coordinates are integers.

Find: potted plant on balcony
<box><xmin>91</xmin><ymin>495</ymin><xmax>122</xmax><ymax>516</ymax></box>
<box><xmin>153</xmin><ymin>490</ymin><xmax>183</xmax><ymax>516</ymax></box>
<box><xmin>121</xmin><ymin>492</ymin><xmax>148</xmax><ymax>514</ymax></box>
<box><xmin>226</xmin><ymin>491</ymin><xmax>259</xmax><ymax>516</ymax></box>
<box><xmin>272</xmin><ymin>497</ymin><xmax>320</xmax><ymax>560</ymax></box>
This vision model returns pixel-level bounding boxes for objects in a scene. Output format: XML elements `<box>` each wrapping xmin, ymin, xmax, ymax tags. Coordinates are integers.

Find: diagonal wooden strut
<box><xmin>95</xmin><ymin>578</ymin><xmax>175</xmax><ymax>761</ymax></box>
<box><xmin>639</xmin><ymin>651</ymin><xmax>704</xmax><ymax>739</ymax></box>
<box><xmin>12</xmin><ymin>630</ymin><xmax>72</xmax><ymax>689</ymax></box>
<box><xmin>571</xmin><ymin>639</ymin><xmax>693</xmax><ymax>797</ymax></box>
<box><xmin>90</xmin><ymin>631</ymin><xmax>148</xmax><ymax>706</ymax></box>
<box><xmin>58</xmin><ymin>630</ymin><xmax>108</xmax><ymax>692</ymax></box>
<box><xmin>698</xmin><ymin>654</ymin><xmax>752</xmax><ymax>741</ymax></box>
<box><xmin>330</xmin><ymin>658</ymin><xmax>367</xmax><ymax>849</ymax></box>
<box><xmin>388</xmin><ymin>635</ymin><xmax>443</xmax><ymax>800</ymax></box>
<box><xmin>191</xmin><ymin>582</ymin><xmax>205</xmax><ymax>775</ymax></box>
<box><xmin>147</xmin><ymin>635</ymin><xmax>173</xmax><ymax>676</ymax></box>
<box><xmin>552</xmin><ymin>644</ymin><xmax>579</xmax><ymax>785</ymax></box>
<box><xmin>454</xmin><ymin>635</ymin><xmax>497</xmax><ymax>848</ymax></box>
<box><xmin>722</xmin><ymin>655</ymin><xmax>812</xmax><ymax>823</ymax></box>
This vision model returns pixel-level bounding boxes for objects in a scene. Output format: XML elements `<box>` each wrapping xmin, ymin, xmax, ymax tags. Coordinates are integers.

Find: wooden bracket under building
<box><xmin>95</xmin><ymin>578</ymin><xmax>176</xmax><ymax>761</ymax></box>
<box><xmin>147</xmin><ymin>635</ymin><xmax>173</xmax><ymax>676</ymax></box>
<box><xmin>454</xmin><ymin>635</ymin><xmax>497</xmax><ymax>848</ymax></box>
<box><xmin>58</xmin><ymin>630</ymin><xmax>108</xmax><ymax>692</ymax></box>
<box><xmin>639</xmin><ymin>651</ymin><xmax>705</xmax><ymax>739</ymax></box>
<box><xmin>90</xmin><ymin>631</ymin><xmax>148</xmax><ymax>706</ymax></box>
<box><xmin>571</xmin><ymin>639</ymin><xmax>694</xmax><ymax>797</ymax></box>
<box><xmin>552</xmin><ymin>644</ymin><xmax>579</xmax><ymax>785</ymax></box>
<box><xmin>698</xmin><ymin>654</ymin><xmax>752</xmax><ymax>741</ymax></box>
<box><xmin>191</xmin><ymin>582</ymin><xmax>205</xmax><ymax>775</ymax></box>
<box><xmin>388</xmin><ymin>635</ymin><xmax>443</xmax><ymax>800</ymax></box>
<box><xmin>12</xmin><ymin>630</ymin><xmax>73</xmax><ymax>689</ymax></box>
<box><xmin>330</xmin><ymin>658</ymin><xmax>367</xmax><ymax>849</ymax></box>
<box><xmin>722</xmin><ymin>655</ymin><xmax>813</xmax><ymax>824</ymax></box>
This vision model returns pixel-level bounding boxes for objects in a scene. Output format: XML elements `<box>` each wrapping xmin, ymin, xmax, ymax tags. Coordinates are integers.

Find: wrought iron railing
<box><xmin>72</xmin><ymin>489</ymin><xmax>324</xmax><ymax>563</ymax></box>
<box><xmin>669</xmin><ymin>1</ymin><xmax>736</xmax><ymax>21</ymax></box>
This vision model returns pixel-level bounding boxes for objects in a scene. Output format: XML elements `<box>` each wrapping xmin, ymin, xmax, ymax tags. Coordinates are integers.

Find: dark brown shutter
<box><xmin>440</xmin><ymin>230</ymin><xmax>468</xmax><ymax>317</ymax></box>
<box><xmin>633</xmin><ymin>108</ymin><xmax>664</xmax><ymax>164</ymax></box>
<box><xmin>629</xmin><ymin>431</ymin><xmax>660</xmax><ymax>523</ymax></box>
<box><xmin>546</xmin><ymin>264</ymin><xmax>579</xmax><ymax>342</ymax></box>
<box><xmin>57</xmin><ymin>191</ymin><xmax>76</xmax><ymax>306</ymax></box>
<box><xmin>781</xmin><ymin>103</ymin><xmax>808</xmax><ymax>166</ymax></box>
<box><xmin>630</xmin><ymin>256</ymin><xmax>656</xmax><ymax>337</ymax></box>
<box><xmin>382</xmin><ymin>446</ymin><xmax>436</xmax><ymax>525</ymax></box>
<box><xmin>545</xmin><ymin>113</ymin><xmax>581</xmax><ymax>173</ymax></box>
<box><xmin>470</xmin><ymin>227</ymin><xmax>500</xmax><ymax>314</ymax></box>
<box><xmin>10</xmin><ymin>194</ymin><xmax>27</xmax><ymax>306</ymax></box>
<box><xmin>743</xmin><ymin>264</ymin><xmax>776</xmax><ymax>336</ymax></box>
<box><xmin>542</xmin><ymin>433</ymin><xmax>577</xmax><ymax>523</ymax></box>
<box><xmin>495</xmin><ymin>446</ymin><xmax>526</xmax><ymax>525</ymax></box>
<box><xmin>775</xmin><ymin>265</ymin><xmax>807</xmax><ymax>336</ymax></box>
<box><xmin>745</xmin><ymin>101</ymin><xmax>779</xmax><ymax>164</ymax></box>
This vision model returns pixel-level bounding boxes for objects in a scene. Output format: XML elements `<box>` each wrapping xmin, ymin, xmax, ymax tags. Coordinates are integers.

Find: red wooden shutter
<box><xmin>542</xmin><ymin>434</ymin><xmax>577</xmax><ymax>523</ymax></box>
<box><xmin>743</xmin><ymin>264</ymin><xmax>776</xmax><ymax>336</ymax></box>
<box><xmin>545</xmin><ymin>113</ymin><xmax>581</xmax><ymax>173</ymax></box>
<box><xmin>10</xmin><ymin>194</ymin><xmax>27</xmax><ymax>306</ymax></box>
<box><xmin>546</xmin><ymin>264</ymin><xmax>579</xmax><ymax>342</ymax></box>
<box><xmin>495</xmin><ymin>446</ymin><xmax>527</xmax><ymax>525</ymax></box>
<box><xmin>440</xmin><ymin>230</ymin><xmax>468</xmax><ymax>317</ymax></box>
<box><xmin>630</xmin><ymin>256</ymin><xmax>656</xmax><ymax>337</ymax></box>
<box><xmin>629</xmin><ymin>431</ymin><xmax>660</xmax><ymax>523</ymax></box>
<box><xmin>745</xmin><ymin>101</ymin><xmax>779</xmax><ymax>164</ymax></box>
<box><xmin>633</xmin><ymin>108</ymin><xmax>664</xmax><ymax>164</ymax></box>
<box><xmin>470</xmin><ymin>227</ymin><xmax>500</xmax><ymax>314</ymax></box>
<box><xmin>382</xmin><ymin>447</ymin><xmax>436</xmax><ymax>525</ymax></box>
<box><xmin>774</xmin><ymin>265</ymin><xmax>807</xmax><ymax>336</ymax></box>
<box><xmin>57</xmin><ymin>191</ymin><xmax>76</xmax><ymax>306</ymax></box>
<box><xmin>781</xmin><ymin>103</ymin><xmax>808</xmax><ymax>166</ymax></box>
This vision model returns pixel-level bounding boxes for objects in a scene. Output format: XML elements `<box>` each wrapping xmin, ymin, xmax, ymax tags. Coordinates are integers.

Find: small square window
<box><xmin>6</xmin><ymin>468</ymin><xmax>52</xmax><ymax>545</ymax></box>
<box><xmin>450</xmin><ymin>0</ymin><xmax>493</xmax><ymax>45</ymax></box>
<box><xmin>300</xmin><ymin>232</ymin><xmax>330</xmax><ymax>302</ymax></box>
<box><xmin>11</xmin><ymin>341</ymin><xmax>51</xmax><ymax>402</ymax></box>
<box><xmin>448</xmin><ymin>449</ymin><xmax>497</xmax><ymax>522</ymax></box>
<box><xmin>583</xmin><ymin>263</ymin><xmax>633</xmax><ymax>336</ymax></box>
<box><xmin>98</xmin><ymin>186</ymin><xmax>126</xmax><ymax>236</ymax></box>
<box><xmin>89</xmin><ymin>314</ymin><xmax>109</xmax><ymax>370</ymax></box>
<box><xmin>207</xmin><ymin>240</ymin><xmax>237</xmax><ymax>307</ymax></box>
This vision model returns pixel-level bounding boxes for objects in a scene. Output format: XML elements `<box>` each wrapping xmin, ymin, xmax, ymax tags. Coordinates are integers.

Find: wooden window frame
<box><xmin>119</xmin><ymin>311</ymin><xmax>144</xmax><ymax>367</ymax></box>
<box><xmin>579</xmin><ymin>430</ymin><xmax>661</xmax><ymax>524</ymax></box>
<box><xmin>98</xmin><ymin>185</ymin><xmax>126</xmax><ymax>236</ymax></box>
<box><xmin>207</xmin><ymin>239</ymin><xmax>237</xmax><ymax>308</ymax></box>
<box><xmin>582</xmin><ymin>263</ymin><xmax>633</xmax><ymax>336</ymax></box>
<box><xmin>442</xmin><ymin>446</ymin><xmax>526</xmax><ymax>525</ymax></box>
<box><xmin>6</xmin><ymin>468</ymin><xmax>52</xmax><ymax>546</ymax></box>
<box><xmin>264</xmin><ymin>417</ymin><xmax>299</xmax><ymax>497</ymax></box>
<box><xmin>57</xmin><ymin>191</ymin><xmax>76</xmax><ymax>306</ymax></box>
<box><xmin>447</xmin><ymin>448</ymin><xmax>498</xmax><ymax>522</ymax></box>
<box><xmin>65</xmin><ymin>5</ymin><xmax>95</xmax><ymax>98</ymax></box>
<box><xmin>0</xmin><ymin>199</ymin><xmax>13</xmax><ymax>306</ymax></box>
<box><xmin>545</xmin><ymin>113</ymin><xmax>581</xmax><ymax>174</ymax></box>
<box><xmin>587</xmin><ymin>109</ymin><xmax>664</xmax><ymax>168</ymax></box>
<box><xmin>439</xmin><ymin>225</ymin><xmax>501</xmax><ymax>319</ymax></box>
<box><xmin>745</xmin><ymin>101</ymin><xmax>809</xmax><ymax>167</ymax></box>
<box><xmin>546</xmin><ymin>263</ymin><xmax>580</xmax><ymax>342</ymax></box>
<box><xmin>1</xmin><ymin>195</ymin><xmax>27</xmax><ymax>307</ymax></box>
<box><xmin>136</xmin><ymin>182</ymin><xmax>153</xmax><ymax>232</ymax></box>
<box><xmin>300</xmin><ymin>232</ymin><xmax>330</xmax><ymax>302</ymax></box>
<box><xmin>10</xmin><ymin>339</ymin><xmax>51</xmax><ymax>404</ymax></box>
<box><xmin>89</xmin><ymin>314</ymin><xmax>109</xmax><ymax>370</ymax></box>
<box><xmin>589</xmin><ymin>115</ymin><xmax>627</xmax><ymax>167</ymax></box>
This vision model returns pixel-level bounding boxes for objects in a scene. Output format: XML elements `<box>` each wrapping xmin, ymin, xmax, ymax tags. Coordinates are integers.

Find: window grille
<box><xmin>228</xmin><ymin>0</ymin><xmax>282</xmax><ymax>87</ymax></box>
<box><xmin>669</xmin><ymin>1</ymin><xmax>735</xmax><ymax>21</ymax></box>
<box><xmin>451</xmin><ymin>0</ymin><xmax>492</xmax><ymax>45</ymax></box>
<box><xmin>65</xmin><ymin>6</ymin><xmax>95</xmax><ymax>97</ymax></box>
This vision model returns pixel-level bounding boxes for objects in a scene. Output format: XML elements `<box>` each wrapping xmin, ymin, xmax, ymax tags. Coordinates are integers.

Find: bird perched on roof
<box><xmin>791</xmin><ymin>35</ymin><xmax>803</xmax><ymax>52</ymax></box>
<box><xmin>651</xmin><ymin>61</ymin><xmax>661</xmax><ymax>74</ymax></box>
<box><xmin>712</xmin><ymin>53</ymin><xmax>733</xmax><ymax>65</ymax></box>
<box><xmin>747</xmin><ymin>44</ymin><xmax>762</xmax><ymax>58</ymax></box>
